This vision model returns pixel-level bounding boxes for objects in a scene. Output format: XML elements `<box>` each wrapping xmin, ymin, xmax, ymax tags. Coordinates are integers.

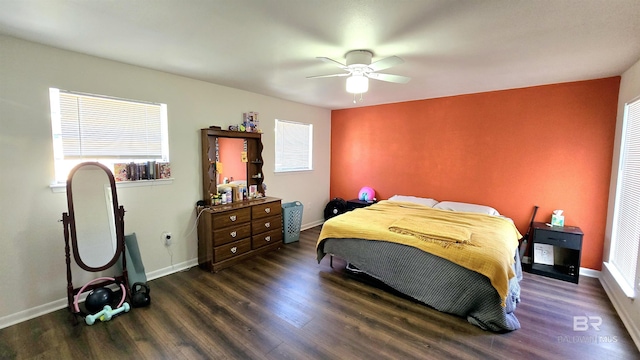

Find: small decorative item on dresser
<box><xmin>243</xmin><ymin>111</ymin><xmax>259</xmax><ymax>132</ymax></box>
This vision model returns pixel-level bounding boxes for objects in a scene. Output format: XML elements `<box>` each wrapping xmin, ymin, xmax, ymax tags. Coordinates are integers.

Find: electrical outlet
<box><xmin>162</xmin><ymin>232</ymin><xmax>172</xmax><ymax>246</ymax></box>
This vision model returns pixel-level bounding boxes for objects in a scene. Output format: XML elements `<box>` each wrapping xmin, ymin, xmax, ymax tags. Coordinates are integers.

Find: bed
<box><xmin>316</xmin><ymin>196</ymin><xmax>523</xmax><ymax>332</ymax></box>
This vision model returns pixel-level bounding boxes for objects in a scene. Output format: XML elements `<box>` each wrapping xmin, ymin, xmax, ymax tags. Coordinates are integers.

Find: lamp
<box><xmin>346</xmin><ymin>75</ymin><xmax>369</xmax><ymax>94</ymax></box>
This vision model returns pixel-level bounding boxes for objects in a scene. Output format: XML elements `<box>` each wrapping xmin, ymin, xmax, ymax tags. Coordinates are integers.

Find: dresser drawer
<box><xmin>213</xmin><ymin>223</ymin><xmax>251</xmax><ymax>246</ymax></box>
<box><xmin>534</xmin><ymin>229</ymin><xmax>582</xmax><ymax>250</ymax></box>
<box><xmin>252</xmin><ymin>215</ymin><xmax>282</xmax><ymax>235</ymax></box>
<box><xmin>212</xmin><ymin>208</ymin><xmax>251</xmax><ymax>229</ymax></box>
<box><xmin>252</xmin><ymin>201</ymin><xmax>282</xmax><ymax>220</ymax></box>
<box><xmin>252</xmin><ymin>228</ymin><xmax>283</xmax><ymax>249</ymax></box>
<box><xmin>213</xmin><ymin>238</ymin><xmax>251</xmax><ymax>263</ymax></box>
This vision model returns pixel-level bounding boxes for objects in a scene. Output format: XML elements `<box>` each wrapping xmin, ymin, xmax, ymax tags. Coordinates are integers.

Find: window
<box><xmin>609</xmin><ymin>96</ymin><xmax>640</xmax><ymax>297</ymax></box>
<box><xmin>274</xmin><ymin>119</ymin><xmax>313</xmax><ymax>172</ymax></box>
<box><xmin>49</xmin><ymin>88</ymin><xmax>169</xmax><ymax>183</ymax></box>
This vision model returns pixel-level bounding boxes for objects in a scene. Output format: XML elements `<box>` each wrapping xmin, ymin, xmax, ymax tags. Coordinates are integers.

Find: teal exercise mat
<box><xmin>116</xmin><ymin>233</ymin><xmax>148</xmax><ymax>286</ymax></box>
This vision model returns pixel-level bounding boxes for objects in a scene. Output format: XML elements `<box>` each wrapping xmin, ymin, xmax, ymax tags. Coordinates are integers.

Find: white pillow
<box><xmin>388</xmin><ymin>195</ymin><xmax>439</xmax><ymax>208</ymax></box>
<box><xmin>433</xmin><ymin>201</ymin><xmax>500</xmax><ymax>216</ymax></box>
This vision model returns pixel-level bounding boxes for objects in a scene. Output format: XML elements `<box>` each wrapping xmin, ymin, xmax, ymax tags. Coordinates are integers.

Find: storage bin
<box><xmin>282</xmin><ymin>201</ymin><xmax>304</xmax><ymax>243</ymax></box>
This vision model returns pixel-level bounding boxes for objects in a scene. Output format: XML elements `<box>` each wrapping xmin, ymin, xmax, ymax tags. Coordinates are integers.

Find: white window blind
<box><xmin>50</xmin><ymin>88</ymin><xmax>169</xmax><ymax>182</ymax></box>
<box><xmin>275</xmin><ymin>119</ymin><xmax>313</xmax><ymax>172</ymax></box>
<box><xmin>611</xmin><ymin>97</ymin><xmax>640</xmax><ymax>294</ymax></box>
<box><xmin>58</xmin><ymin>91</ymin><xmax>163</xmax><ymax>158</ymax></box>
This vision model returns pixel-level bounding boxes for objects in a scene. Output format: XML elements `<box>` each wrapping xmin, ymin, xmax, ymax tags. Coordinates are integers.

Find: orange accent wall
<box><xmin>330</xmin><ymin>77</ymin><xmax>620</xmax><ymax>270</ymax></box>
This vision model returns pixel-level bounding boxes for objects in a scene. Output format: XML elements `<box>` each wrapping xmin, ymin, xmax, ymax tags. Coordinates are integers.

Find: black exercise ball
<box><xmin>85</xmin><ymin>287</ymin><xmax>113</xmax><ymax>313</ymax></box>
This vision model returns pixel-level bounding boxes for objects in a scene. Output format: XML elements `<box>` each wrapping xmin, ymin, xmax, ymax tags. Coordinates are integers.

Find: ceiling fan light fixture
<box><xmin>346</xmin><ymin>75</ymin><xmax>368</xmax><ymax>94</ymax></box>
<box><xmin>309</xmin><ymin>50</ymin><xmax>409</xmax><ymax>101</ymax></box>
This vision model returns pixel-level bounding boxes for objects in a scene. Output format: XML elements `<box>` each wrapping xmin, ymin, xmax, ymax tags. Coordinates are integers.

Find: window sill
<box><xmin>50</xmin><ymin>178</ymin><xmax>174</xmax><ymax>193</ymax></box>
<box><xmin>603</xmin><ymin>261</ymin><xmax>636</xmax><ymax>299</ymax></box>
<box><xmin>274</xmin><ymin>169</ymin><xmax>313</xmax><ymax>174</ymax></box>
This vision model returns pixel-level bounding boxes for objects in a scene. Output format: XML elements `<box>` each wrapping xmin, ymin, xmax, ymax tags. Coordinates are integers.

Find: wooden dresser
<box><xmin>198</xmin><ymin>196</ymin><xmax>283</xmax><ymax>272</ymax></box>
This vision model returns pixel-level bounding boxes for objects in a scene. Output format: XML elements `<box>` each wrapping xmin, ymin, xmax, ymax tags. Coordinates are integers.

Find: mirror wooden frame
<box><xmin>62</xmin><ymin>162</ymin><xmax>129</xmax><ymax>321</ymax></box>
<box><xmin>201</xmin><ymin>128</ymin><xmax>265</xmax><ymax>205</ymax></box>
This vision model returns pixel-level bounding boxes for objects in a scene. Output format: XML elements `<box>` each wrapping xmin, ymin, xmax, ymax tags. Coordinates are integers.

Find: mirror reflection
<box><xmin>71</xmin><ymin>164</ymin><xmax>118</xmax><ymax>268</ymax></box>
<box><xmin>217</xmin><ymin>137</ymin><xmax>247</xmax><ymax>190</ymax></box>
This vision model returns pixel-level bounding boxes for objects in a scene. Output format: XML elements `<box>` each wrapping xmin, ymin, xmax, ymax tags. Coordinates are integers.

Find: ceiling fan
<box><xmin>307</xmin><ymin>50</ymin><xmax>411</xmax><ymax>96</ymax></box>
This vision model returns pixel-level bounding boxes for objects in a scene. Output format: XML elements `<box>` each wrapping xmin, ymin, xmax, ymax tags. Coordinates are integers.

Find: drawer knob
<box><xmin>230</xmin><ymin>246</ymin><xmax>237</xmax><ymax>254</ymax></box>
<box><xmin>265</xmin><ymin>222</ymin><xmax>271</xmax><ymax>228</ymax></box>
<box><xmin>265</xmin><ymin>236</ymin><xmax>271</xmax><ymax>242</ymax></box>
<box><xmin>265</xmin><ymin>208</ymin><xmax>271</xmax><ymax>213</ymax></box>
<box><xmin>230</xmin><ymin>231</ymin><xmax>237</xmax><ymax>238</ymax></box>
<box><xmin>230</xmin><ymin>215</ymin><xmax>237</xmax><ymax>221</ymax></box>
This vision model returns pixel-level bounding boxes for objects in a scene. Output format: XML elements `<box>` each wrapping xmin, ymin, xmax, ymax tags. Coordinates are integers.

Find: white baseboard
<box><xmin>301</xmin><ymin>219</ymin><xmax>324</xmax><ymax>231</ymax></box>
<box><xmin>0</xmin><ymin>298</ymin><xmax>69</xmax><ymax>330</ymax></box>
<box><xmin>0</xmin><ymin>258</ymin><xmax>198</xmax><ymax>330</ymax></box>
<box><xmin>579</xmin><ymin>267</ymin><xmax>601</xmax><ymax>278</ymax></box>
<box><xmin>145</xmin><ymin>258</ymin><xmax>199</xmax><ymax>282</ymax></box>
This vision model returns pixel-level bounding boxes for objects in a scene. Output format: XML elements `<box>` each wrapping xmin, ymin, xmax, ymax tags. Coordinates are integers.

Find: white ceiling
<box><xmin>1</xmin><ymin>0</ymin><xmax>639</xmax><ymax>110</ymax></box>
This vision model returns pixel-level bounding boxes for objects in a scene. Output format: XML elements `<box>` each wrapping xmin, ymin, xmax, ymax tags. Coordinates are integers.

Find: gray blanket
<box><xmin>318</xmin><ymin>238</ymin><xmax>521</xmax><ymax>332</ymax></box>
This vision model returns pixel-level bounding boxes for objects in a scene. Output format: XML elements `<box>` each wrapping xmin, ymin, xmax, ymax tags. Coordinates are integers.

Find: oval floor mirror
<box><xmin>62</xmin><ymin>162</ymin><xmax>130</xmax><ymax>324</ymax></box>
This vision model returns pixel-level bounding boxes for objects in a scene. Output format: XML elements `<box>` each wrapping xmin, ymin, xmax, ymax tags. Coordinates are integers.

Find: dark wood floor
<box><xmin>1</xmin><ymin>226</ymin><xmax>637</xmax><ymax>359</ymax></box>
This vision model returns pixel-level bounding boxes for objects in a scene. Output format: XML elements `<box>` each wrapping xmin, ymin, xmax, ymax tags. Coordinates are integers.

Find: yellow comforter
<box><xmin>317</xmin><ymin>200</ymin><xmax>522</xmax><ymax>305</ymax></box>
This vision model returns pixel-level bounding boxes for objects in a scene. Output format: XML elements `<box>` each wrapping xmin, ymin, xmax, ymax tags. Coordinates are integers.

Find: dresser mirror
<box><xmin>201</xmin><ymin>128</ymin><xmax>265</xmax><ymax>205</ymax></box>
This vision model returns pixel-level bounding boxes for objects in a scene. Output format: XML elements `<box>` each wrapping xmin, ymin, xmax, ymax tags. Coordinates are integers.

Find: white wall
<box><xmin>0</xmin><ymin>35</ymin><xmax>331</xmax><ymax>326</ymax></box>
<box><xmin>602</xmin><ymin>56</ymin><xmax>640</xmax><ymax>349</ymax></box>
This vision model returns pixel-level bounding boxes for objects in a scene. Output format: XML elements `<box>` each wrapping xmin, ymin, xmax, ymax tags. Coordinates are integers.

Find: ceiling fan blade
<box><xmin>368</xmin><ymin>55</ymin><xmax>404</xmax><ymax>72</ymax></box>
<box><xmin>317</xmin><ymin>57</ymin><xmax>348</xmax><ymax>70</ymax></box>
<box><xmin>306</xmin><ymin>73</ymin><xmax>350</xmax><ymax>79</ymax></box>
<box><xmin>366</xmin><ymin>73</ymin><xmax>411</xmax><ymax>84</ymax></box>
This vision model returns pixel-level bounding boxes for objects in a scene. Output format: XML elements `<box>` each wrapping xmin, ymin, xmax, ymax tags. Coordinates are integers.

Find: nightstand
<box><xmin>529</xmin><ymin>222</ymin><xmax>583</xmax><ymax>283</ymax></box>
<box><xmin>346</xmin><ymin>198</ymin><xmax>377</xmax><ymax>211</ymax></box>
